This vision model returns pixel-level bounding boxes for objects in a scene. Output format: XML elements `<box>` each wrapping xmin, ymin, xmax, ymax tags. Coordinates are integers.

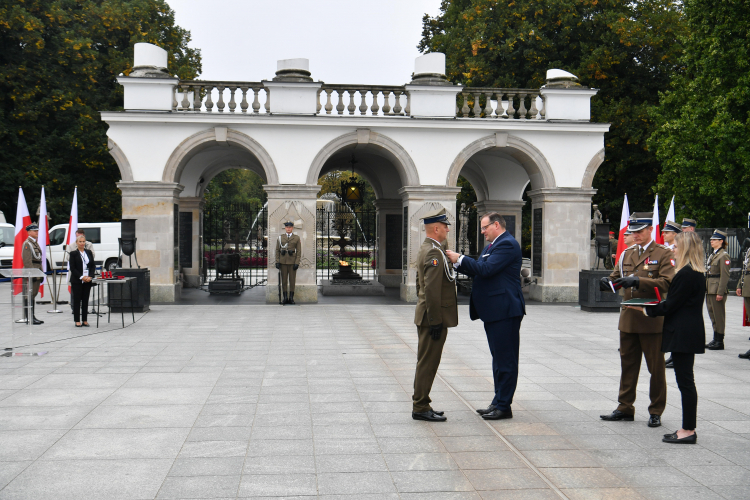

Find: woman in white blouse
<box><xmin>69</xmin><ymin>234</ymin><xmax>96</xmax><ymax>327</ymax></box>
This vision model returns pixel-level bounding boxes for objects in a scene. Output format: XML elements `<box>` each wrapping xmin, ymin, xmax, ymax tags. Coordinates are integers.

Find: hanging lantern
<box><xmin>339</xmin><ymin>154</ymin><xmax>366</xmax><ymax>206</ymax></box>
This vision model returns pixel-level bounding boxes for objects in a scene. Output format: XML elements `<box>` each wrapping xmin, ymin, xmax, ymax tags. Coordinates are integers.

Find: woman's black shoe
<box><xmin>739</xmin><ymin>349</ymin><xmax>750</xmax><ymax>359</ymax></box>
<box><xmin>662</xmin><ymin>432</ymin><xmax>696</xmax><ymax>444</ymax></box>
<box><xmin>75</xmin><ymin>323</ymin><xmax>82</xmax><ymax>327</ymax></box>
<box><xmin>82</xmin><ymin>323</ymin><xmax>90</xmax><ymax>327</ymax></box>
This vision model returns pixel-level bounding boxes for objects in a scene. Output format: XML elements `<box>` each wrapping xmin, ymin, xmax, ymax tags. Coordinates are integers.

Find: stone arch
<box><xmin>306</xmin><ymin>129</ymin><xmax>419</xmax><ymax>187</ymax></box>
<box><xmin>107</xmin><ymin>138</ymin><xmax>134</xmax><ymax>182</ymax></box>
<box><xmin>162</xmin><ymin>127</ymin><xmax>279</xmax><ymax>185</ymax></box>
<box><xmin>581</xmin><ymin>148</ymin><xmax>605</xmax><ymax>189</ymax></box>
<box><xmin>446</xmin><ymin>134</ymin><xmax>556</xmax><ymax>190</ymax></box>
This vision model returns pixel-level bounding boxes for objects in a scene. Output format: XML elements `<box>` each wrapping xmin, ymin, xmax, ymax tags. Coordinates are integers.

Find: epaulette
<box><xmin>655</xmin><ymin>243</ymin><xmax>670</xmax><ymax>250</ymax></box>
<box><xmin>624</xmin><ymin>244</ymin><xmax>638</xmax><ymax>252</ymax></box>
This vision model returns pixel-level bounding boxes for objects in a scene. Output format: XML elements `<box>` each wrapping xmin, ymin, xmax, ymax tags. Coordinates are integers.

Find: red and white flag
<box><xmin>12</xmin><ymin>188</ymin><xmax>32</xmax><ymax>295</ymax></box>
<box><xmin>65</xmin><ymin>188</ymin><xmax>78</xmax><ymax>291</ymax></box>
<box><xmin>38</xmin><ymin>187</ymin><xmax>50</xmax><ymax>298</ymax></box>
<box><xmin>652</xmin><ymin>194</ymin><xmax>663</xmax><ymax>244</ymax></box>
<box><xmin>665</xmin><ymin>195</ymin><xmax>675</xmax><ymax>227</ymax></box>
<box><xmin>615</xmin><ymin>194</ymin><xmax>630</xmax><ymax>264</ymax></box>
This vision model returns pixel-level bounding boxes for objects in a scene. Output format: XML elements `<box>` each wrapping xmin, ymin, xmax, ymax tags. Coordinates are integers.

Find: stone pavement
<box><xmin>0</xmin><ymin>291</ymin><xmax>749</xmax><ymax>500</ymax></box>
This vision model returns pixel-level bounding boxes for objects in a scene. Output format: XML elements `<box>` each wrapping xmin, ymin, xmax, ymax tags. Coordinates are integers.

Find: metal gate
<box><xmin>202</xmin><ymin>202</ymin><xmax>268</xmax><ymax>290</ymax></box>
<box><xmin>316</xmin><ymin>203</ymin><xmax>377</xmax><ymax>283</ymax></box>
<box><xmin>455</xmin><ymin>203</ymin><xmax>478</xmax><ymax>294</ymax></box>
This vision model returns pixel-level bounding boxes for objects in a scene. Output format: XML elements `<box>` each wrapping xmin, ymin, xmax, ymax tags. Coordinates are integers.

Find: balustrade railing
<box><xmin>173</xmin><ymin>81</ymin><xmax>269</xmax><ymax>113</ymax></box>
<box><xmin>317</xmin><ymin>85</ymin><xmax>410</xmax><ymax>116</ymax></box>
<box><xmin>456</xmin><ymin>88</ymin><xmax>544</xmax><ymax>120</ymax></box>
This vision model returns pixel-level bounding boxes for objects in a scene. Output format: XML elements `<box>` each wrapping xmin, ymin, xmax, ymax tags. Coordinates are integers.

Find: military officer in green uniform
<box><xmin>705</xmin><ymin>230</ymin><xmax>731</xmax><ymax>350</ymax></box>
<box><xmin>21</xmin><ymin>223</ymin><xmax>44</xmax><ymax>325</ymax></box>
<box><xmin>736</xmin><ymin>245</ymin><xmax>750</xmax><ymax>359</ymax></box>
<box><xmin>600</xmin><ymin>213</ymin><xmax>674</xmax><ymax>428</ymax></box>
<box><xmin>275</xmin><ymin>221</ymin><xmax>302</xmax><ymax>304</ymax></box>
<box><xmin>412</xmin><ymin>208</ymin><xmax>458</xmax><ymax>422</ymax></box>
<box><xmin>681</xmin><ymin>218</ymin><xmax>697</xmax><ymax>232</ymax></box>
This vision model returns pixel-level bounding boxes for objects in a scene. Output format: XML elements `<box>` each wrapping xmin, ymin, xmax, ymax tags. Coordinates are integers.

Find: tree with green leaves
<box><xmin>420</xmin><ymin>0</ymin><xmax>686</xmax><ymax>223</ymax></box>
<box><xmin>0</xmin><ymin>0</ymin><xmax>201</xmax><ymax>226</ymax></box>
<box><xmin>650</xmin><ymin>0</ymin><xmax>750</xmax><ymax>228</ymax></box>
<box><xmin>204</xmin><ymin>169</ymin><xmax>267</xmax><ymax>209</ymax></box>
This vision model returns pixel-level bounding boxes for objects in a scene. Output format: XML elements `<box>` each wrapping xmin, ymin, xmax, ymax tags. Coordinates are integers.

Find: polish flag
<box><xmin>652</xmin><ymin>194</ymin><xmax>663</xmax><ymax>244</ymax></box>
<box><xmin>38</xmin><ymin>187</ymin><xmax>49</xmax><ymax>297</ymax></box>
<box><xmin>615</xmin><ymin>194</ymin><xmax>630</xmax><ymax>264</ymax></box>
<box><xmin>665</xmin><ymin>195</ymin><xmax>675</xmax><ymax>227</ymax></box>
<box><xmin>65</xmin><ymin>188</ymin><xmax>78</xmax><ymax>292</ymax></box>
<box><xmin>12</xmin><ymin>188</ymin><xmax>32</xmax><ymax>295</ymax></box>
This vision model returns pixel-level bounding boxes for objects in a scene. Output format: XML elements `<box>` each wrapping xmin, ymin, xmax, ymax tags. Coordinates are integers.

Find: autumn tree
<box><xmin>419</xmin><ymin>0</ymin><xmax>686</xmax><ymax>222</ymax></box>
<box><xmin>0</xmin><ymin>0</ymin><xmax>201</xmax><ymax>225</ymax></box>
<box><xmin>649</xmin><ymin>0</ymin><xmax>750</xmax><ymax>227</ymax></box>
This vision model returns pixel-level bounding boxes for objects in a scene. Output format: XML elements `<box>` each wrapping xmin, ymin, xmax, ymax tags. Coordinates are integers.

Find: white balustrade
<box><xmin>455</xmin><ymin>89</ymin><xmax>545</xmax><ymax>120</ymax></box>
<box><xmin>174</xmin><ymin>82</ymin><xmax>270</xmax><ymax>113</ymax></box>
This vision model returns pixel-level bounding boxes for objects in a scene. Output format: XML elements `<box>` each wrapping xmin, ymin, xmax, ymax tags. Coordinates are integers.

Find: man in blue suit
<box><xmin>446</xmin><ymin>212</ymin><xmax>525</xmax><ymax>420</ymax></box>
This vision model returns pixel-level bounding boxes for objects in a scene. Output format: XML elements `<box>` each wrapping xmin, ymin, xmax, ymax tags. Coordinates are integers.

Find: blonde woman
<box><xmin>631</xmin><ymin>232</ymin><xmax>706</xmax><ymax>443</ymax></box>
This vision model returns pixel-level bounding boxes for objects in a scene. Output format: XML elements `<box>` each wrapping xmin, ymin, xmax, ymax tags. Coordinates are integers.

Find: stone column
<box><xmin>179</xmin><ymin>197</ymin><xmax>205</xmax><ymax>288</ymax></box>
<box><xmin>398</xmin><ymin>186</ymin><xmax>461</xmax><ymax>302</ymax></box>
<box><xmin>474</xmin><ymin>200</ymin><xmax>525</xmax><ymax>245</ymax></box>
<box><xmin>118</xmin><ymin>181</ymin><xmax>184</xmax><ymax>302</ymax></box>
<box><xmin>373</xmin><ymin>199</ymin><xmax>403</xmax><ymax>288</ymax></box>
<box><xmin>527</xmin><ymin>187</ymin><xmax>596</xmax><ymax>302</ymax></box>
<box><xmin>264</xmin><ymin>185</ymin><xmax>320</xmax><ymax>303</ymax></box>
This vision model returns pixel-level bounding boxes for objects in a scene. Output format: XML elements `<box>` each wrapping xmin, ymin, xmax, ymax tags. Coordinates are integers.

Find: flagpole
<box><xmin>42</xmin><ymin>187</ymin><xmax>62</xmax><ymax>314</ymax></box>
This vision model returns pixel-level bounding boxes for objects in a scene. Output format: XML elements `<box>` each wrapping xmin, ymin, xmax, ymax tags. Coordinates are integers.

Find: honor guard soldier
<box><xmin>662</xmin><ymin>220</ymin><xmax>681</xmax><ymax>251</ymax></box>
<box><xmin>412</xmin><ymin>208</ymin><xmax>457</xmax><ymax>422</ymax></box>
<box><xmin>736</xmin><ymin>245</ymin><xmax>750</xmax><ymax>359</ymax></box>
<box><xmin>600</xmin><ymin>212</ymin><xmax>674</xmax><ymax>427</ymax></box>
<box><xmin>21</xmin><ymin>223</ymin><xmax>44</xmax><ymax>325</ymax></box>
<box><xmin>681</xmin><ymin>218</ymin><xmax>697</xmax><ymax>232</ymax></box>
<box><xmin>705</xmin><ymin>230</ymin><xmax>731</xmax><ymax>350</ymax></box>
<box><xmin>275</xmin><ymin>221</ymin><xmax>301</xmax><ymax>304</ymax></box>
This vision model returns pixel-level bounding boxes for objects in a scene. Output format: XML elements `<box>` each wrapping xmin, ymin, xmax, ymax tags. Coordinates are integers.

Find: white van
<box><xmin>0</xmin><ymin>222</ymin><xmax>14</xmax><ymax>268</ymax></box>
<box><xmin>48</xmin><ymin>223</ymin><xmax>122</xmax><ymax>271</ymax></box>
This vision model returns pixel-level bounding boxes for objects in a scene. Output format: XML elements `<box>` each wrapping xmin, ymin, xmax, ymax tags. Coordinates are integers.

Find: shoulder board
<box><xmin>655</xmin><ymin>244</ymin><xmax>669</xmax><ymax>249</ymax></box>
<box><xmin>624</xmin><ymin>244</ymin><xmax>638</xmax><ymax>252</ymax></box>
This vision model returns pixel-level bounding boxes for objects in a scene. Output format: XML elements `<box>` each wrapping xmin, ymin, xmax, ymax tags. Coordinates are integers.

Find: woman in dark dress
<box><xmin>69</xmin><ymin>234</ymin><xmax>96</xmax><ymax>327</ymax></box>
<box><xmin>631</xmin><ymin>231</ymin><xmax>706</xmax><ymax>444</ymax></box>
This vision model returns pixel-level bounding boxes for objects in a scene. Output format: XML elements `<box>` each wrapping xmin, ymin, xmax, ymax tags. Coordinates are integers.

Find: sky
<box><xmin>167</xmin><ymin>0</ymin><xmax>444</xmax><ymax>85</ymax></box>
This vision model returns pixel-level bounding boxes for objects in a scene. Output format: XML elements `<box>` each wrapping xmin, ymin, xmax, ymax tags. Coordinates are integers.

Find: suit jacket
<box><xmin>275</xmin><ymin>233</ymin><xmax>301</xmax><ymax>265</ymax></box>
<box><xmin>706</xmin><ymin>249</ymin><xmax>730</xmax><ymax>295</ymax></box>
<box><xmin>69</xmin><ymin>249</ymin><xmax>96</xmax><ymax>286</ymax></box>
<box><xmin>457</xmin><ymin>231</ymin><xmax>525</xmax><ymax>323</ymax></box>
<box><xmin>609</xmin><ymin>242</ymin><xmax>675</xmax><ymax>333</ymax></box>
<box><xmin>414</xmin><ymin>238</ymin><xmax>458</xmax><ymax>327</ymax></box>
<box><xmin>646</xmin><ymin>266</ymin><xmax>706</xmax><ymax>354</ymax></box>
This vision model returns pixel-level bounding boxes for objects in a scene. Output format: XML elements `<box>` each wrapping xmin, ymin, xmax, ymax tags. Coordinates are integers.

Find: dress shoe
<box><xmin>82</xmin><ymin>323</ymin><xmax>90</xmax><ymax>327</ymax></box>
<box><xmin>600</xmin><ymin>410</ymin><xmax>634</xmax><ymax>421</ymax></box>
<box><xmin>481</xmin><ymin>408</ymin><xmax>512</xmax><ymax>420</ymax></box>
<box><xmin>476</xmin><ymin>404</ymin><xmax>496</xmax><ymax>415</ymax></box>
<box><xmin>706</xmin><ymin>340</ymin><xmax>724</xmax><ymax>350</ymax></box>
<box><xmin>739</xmin><ymin>349</ymin><xmax>750</xmax><ymax>359</ymax></box>
<box><xmin>648</xmin><ymin>414</ymin><xmax>662</xmax><ymax>427</ymax></box>
<box><xmin>431</xmin><ymin>410</ymin><xmax>444</xmax><ymax>416</ymax></box>
<box><xmin>662</xmin><ymin>431</ymin><xmax>696</xmax><ymax>444</ymax></box>
<box><xmin>412</xmin><ymin>410</ymin><xmax>447</xmax><ymax>422</ymax></box>
<box><xmin>32</xmin><ymin>317</ymin><xmax>44</xmax><ymax>325</ymax></box>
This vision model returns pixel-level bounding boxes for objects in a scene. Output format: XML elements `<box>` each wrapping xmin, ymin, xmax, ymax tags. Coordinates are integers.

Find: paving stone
<box><xmin>168</xmin><ymin>457</ymin><xmax>245</xmax><ymax>476</ymax></box>
<box><xmin>75</xmin><ymin>404</ymin><xmax>202</xmax><ymax>429</ymax></box>
<box><xmin>0</xmin><ymin>429</ymin><xmax>67</xmax><ymax>461</ymax></box>
<box><xmin>156</xmin><ymin>475</ymin><xmax>240</xmax><ymax>498</ymax></box>
<box><xmin>317</xmin><ymin>472</ymin><xmax>397</xmax><ymax>495</ymax></box>
<box><xmin>238</xmin><ymin>473</ymin><xmax>318</xmax><ymax>497</ymax></box>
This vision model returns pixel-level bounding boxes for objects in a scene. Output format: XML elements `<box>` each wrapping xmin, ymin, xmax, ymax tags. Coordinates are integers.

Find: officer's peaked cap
<box><xmin>283</xmin><ymin>221</ymin><xmax>294</xmax><ymax>227</ymax></box>
<box><xmin>25</xmin><ymin>223</ymin><xmax>39</xmax><ymax>231</ymax></box>
<box><xmin>627</xmin><ymin>212</ymin><xmax>653</xmax><ymax>232</ymax></box>
<box><xmin>710</xmin><ymin>229</ymin><xmax>727</xmax><ymax>241</ymax></box>
<box><xmin>420</xmin><ymin>208</ymin><xmax>451</xmax><ymax>225</ymax></box>
<box><xmin>663</xmin><ymin>220</ymin><xmax>682</xmax><ymax>233</ymax></box>
<box><xmin>681</xmin><ymin>218</ymin><xmax>697</xmax><ymax>228</ymax></box>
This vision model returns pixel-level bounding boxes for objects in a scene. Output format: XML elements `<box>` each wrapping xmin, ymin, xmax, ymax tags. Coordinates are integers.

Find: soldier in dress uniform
<box><xmin>662</xmin><ymin>221</ymin><xmax>681</xmax><ymax>251</ymax></box>
<box><xmin>274</xmin><ymin>221</ymin><xmax>301</xmax><ymax>304</ymax></box>
<box><xmin>736</xmin><ymin>245</ymin><xmax>750</xmax><ymax>359</ymax></box>
<box><xmin>21</xmin><ymin>223</ymin><xmax>44</xmax><ymax>325</ymax></box>
<box><xmin>705</xmin><ymin>230</ymin><xmax>731</xmax><ymax>350</ymax></box>
<box><xmin>681</xmin><ymin>218</ymin><xmax>697</xmax><ymax>232</ymax></box>
<box><xmin>412</xmin><ymin>208</ymin><xmax>458</xmax><ymax>422</ymax></box>
<box><xmin>600</xmin><ymin>212</ymin><xmax>674</xmax><ymax>428</ymax></box>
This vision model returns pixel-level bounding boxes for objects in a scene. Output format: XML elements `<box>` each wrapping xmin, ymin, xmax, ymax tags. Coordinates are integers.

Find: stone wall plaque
<box><xmin>502</xmin><ymin>215</ymin><xmax>516</xmax><ymax>240</ymax></box>
<box><xmin>179</xmin><ymin>212</ymin><xmax>192</xmax><ymax>268</ymax></box>
<box><xmin>385</xmin><ymin>214</ymin><xmax>402</xmax><ymax>270</ymax></box>
<box><xmin>533</xmin><ymin>208</ymin><xmax>542</xmax><ymax>277</ymax></box>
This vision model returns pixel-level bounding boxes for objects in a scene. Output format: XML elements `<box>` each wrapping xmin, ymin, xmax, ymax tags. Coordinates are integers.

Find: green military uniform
<box><xmin>738</xmin><ymin>248</ymin><xmax>750</xmax><ymax>359</ymax></box>
<box><xmin>606</xmin><ymin>214</ymin><xmax>675</xmax><ymax>418</ymax></box>
<box><xmin>21</xmin><ymin>231</ymin><xmax>44</xmax><ymax>323</ymax></box>
<box><xmin>275</xmin><ymin>225</ymin><xmax>301</xmax><ymax>304</ymax></box>
<box><xmin>412</xmin><ymin>211</ymin><xmax>458</xmax><ymax>417</ymax></box>
<box><xmin>705</xmin><ymin>230</ymin><xmax>731</xmax><ymax>348</ymax></box>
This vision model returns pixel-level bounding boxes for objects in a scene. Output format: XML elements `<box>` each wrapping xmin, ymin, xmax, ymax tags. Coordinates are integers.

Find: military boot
<box><xmin>289</xmin><ymin>292</ymin><xmax>295</xmax><ymax>305</ymax></box>
<box><xmin>706</xmin><ymin>339</ymin><xmax>724</xmax><ymax>350</ymax></box>
<box><xmin>283</xmin><ymin>292</ymin><xmax>288</xmax><ymax>304</ymax></box>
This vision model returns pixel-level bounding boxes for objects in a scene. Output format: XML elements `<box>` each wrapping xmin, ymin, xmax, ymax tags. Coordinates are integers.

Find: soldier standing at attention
<box><xmin>737</xmin><ymin>245</ymin><xmax>750</xmax><ymax>359</ymax></box>
<box><xmin>600</xmin><ymin>213</ymin><xmax>674</xmax><ymax>428</ymax></box>
<box><xmin>412</xmin><ymin>208</ymin><xmax>457</xmax><ymax>422</ymax></box>
<box><xmin>275</xmin><ymin>221</ymin><xmax>301</xmax><ymax>304</ymax></box>
<box><xmin>662</xmin><ymin>221</ymin><xmax>681</xmax><ymax>251</ymax></box>
<box><xmin>705</xmin><ymin>230</ymin><xmax>731</xmax><ymax>350</ymax></box>
<box><xmin>682</xmin><ymin>218</ymin><xmax>697</xmax><ymax>232</ymax></box>
<box><xmin>21</xmin><ymin>223</ymin><xmax>44</xmax><ymax>325</ymax></box>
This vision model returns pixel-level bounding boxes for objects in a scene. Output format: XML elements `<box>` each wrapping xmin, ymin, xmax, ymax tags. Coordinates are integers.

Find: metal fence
<box><xmin>316</xmin><ymin>203</ymin><xmax>377</xmax><ymax>283</ymax></box>
<box><xmin>202</xmin><ymin>202</ymin><xmax>268</xmax><ymax>289</ymax></box>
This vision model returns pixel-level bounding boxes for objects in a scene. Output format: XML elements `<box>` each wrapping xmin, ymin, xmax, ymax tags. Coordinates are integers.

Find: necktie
<box><xmin>639</xmin><ymin>246</ymin><xmax>643</xmax><ymax>256</ymax></box>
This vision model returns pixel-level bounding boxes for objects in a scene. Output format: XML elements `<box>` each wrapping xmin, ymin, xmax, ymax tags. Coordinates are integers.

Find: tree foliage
<box><xmin>0</xmin><ymin>0</ymin><xmax>201</xmax><ymax>226</ymax></box>
<box><xmin>650</xmin><ymin>0</ymin><xmax>750</xmax><ymax>227</ymax></box>
<box><xmin>203</xmin><ymin>169</ymin><xmax>267</xmax><ymax>210</ymax></box>
<box><xmin>419</xmin><ymin>0</ymin><xmax>686</xmax><ymax>223</ymax></box>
